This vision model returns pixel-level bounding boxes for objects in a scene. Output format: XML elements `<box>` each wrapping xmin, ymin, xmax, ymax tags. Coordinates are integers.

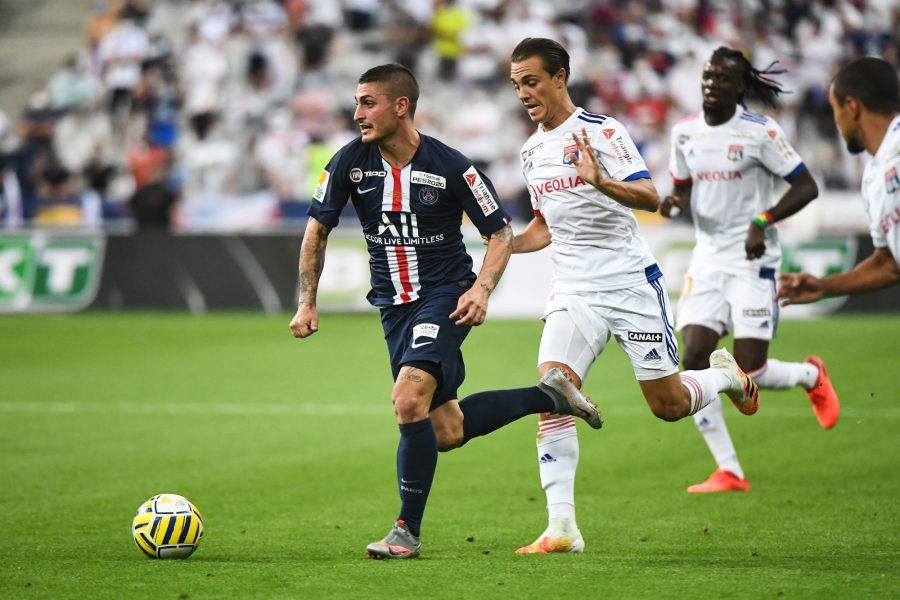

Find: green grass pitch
<box><xmin>1</xmin><ymin>312</ymin><xmax>898</xmax><ymax>599</ymax></box>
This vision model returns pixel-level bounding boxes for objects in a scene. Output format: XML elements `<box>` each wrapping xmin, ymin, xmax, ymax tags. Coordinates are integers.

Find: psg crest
<box><xmin>418</xmin><ymin>186</ymin><xmax>439</xmax><ymax>205</ymax></box>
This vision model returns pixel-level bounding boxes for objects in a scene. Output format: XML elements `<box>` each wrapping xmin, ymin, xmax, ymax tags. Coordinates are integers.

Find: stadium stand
<box><xmin>0</xmin><ymin>0</ymin><xmax>897</xmax><ymax>231</ymax></box>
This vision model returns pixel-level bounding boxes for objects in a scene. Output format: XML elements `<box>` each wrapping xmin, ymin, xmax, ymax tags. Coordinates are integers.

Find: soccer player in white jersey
<box><xmin>778</xmin><ymin>57</ymin><xmax>900</xmax><ymax>303</ymax></box>
<box><xmin>663</xmin><ymin>48</ymin><xmax>842</xmax><ymax>494</ymax></box>
<box><xmin>508</xmin><ymin>37</ymin><xmax>761</xmax><ymax>555</ymax></box>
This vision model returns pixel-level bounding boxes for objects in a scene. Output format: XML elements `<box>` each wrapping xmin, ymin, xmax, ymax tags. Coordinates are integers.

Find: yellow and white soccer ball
<box><xmin>132</xmin><ymin>494</ymin><xmax>204</xmax><ymax>559</ymax></box>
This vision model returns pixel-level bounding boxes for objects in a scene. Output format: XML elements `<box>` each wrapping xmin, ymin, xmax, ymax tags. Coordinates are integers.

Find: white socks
<box><xmin>536</xmin><ymin>416</ymin><xmax>579</xmax><ymax>521</ymax></box>
<box><xmin>692</xmin><ymin>396</ymin><xmax>744</xmax><ymax>479</ymax></box>
<box><xmin>750</xmin><ymin>359</ymin><xmax>818</xmax><ymax>390</ymax></box>
<box><xmin>680</xmin><ymin>368</ymin><xmax>732</xmax><ymax>415</ymax></box>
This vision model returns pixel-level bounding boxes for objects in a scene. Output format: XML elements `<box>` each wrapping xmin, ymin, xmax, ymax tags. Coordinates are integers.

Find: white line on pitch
<box><xmin>0</xmin><ymin>401</ymin><xmax>896</xmax><ymax>419</ymax></box>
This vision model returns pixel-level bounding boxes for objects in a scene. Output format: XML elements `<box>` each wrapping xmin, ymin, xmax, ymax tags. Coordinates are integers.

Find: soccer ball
<box><xmin>132</xmin><ymin>494</ymin><xmax>204</xmax><ymax>559</ymax></box>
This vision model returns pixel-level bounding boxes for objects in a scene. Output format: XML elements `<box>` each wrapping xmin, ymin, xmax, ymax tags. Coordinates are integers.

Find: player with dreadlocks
<box><xmin>662</xmin><ymin>46</ymin><xmax>841</xmax><ymax>493</ymax></box>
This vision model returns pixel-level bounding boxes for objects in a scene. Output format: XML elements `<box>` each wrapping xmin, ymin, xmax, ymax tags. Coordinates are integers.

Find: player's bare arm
<box><xmin>777</xmin><ymin>247</ymin><xmax>900</xmax><ymax>305</ymax></box>
<box><xmin>512</xmin><ymin>216</ymin><xmax>551</xmax><ymax>253</ymax></box>
<box><xmin>661</xmin><ymin>182</ymin><xmax>692</xmax><ymax>218</ymax></box>
<box><xmin>450</xmin><ymin>223</ymin><xmax>513</xmax><ymax>326</ymax></box>
<box><xmin>568</xmin><ymin>128</ymin><xmax>659</xmax><ymax>212</ymax></box>
<box><xmin>746</xmin><ymin>168</ymin><xmax>818</xmax><ymax>260</ymax></box>
<box><xmin>289</xmin><ymin>217</ymin><xmax>331</xmax><ymax>338</ymax></box>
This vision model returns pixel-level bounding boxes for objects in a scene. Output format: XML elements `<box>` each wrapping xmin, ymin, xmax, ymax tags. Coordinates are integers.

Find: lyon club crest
<box><xmin>886</xmin><ymin>167</ymin><xmax>899</xmax><ymax>194</ymax></box>
<box><xmin>727</xmin><ymin>145</ymin><xmax>744</xmax><ymax>161</ymax></box>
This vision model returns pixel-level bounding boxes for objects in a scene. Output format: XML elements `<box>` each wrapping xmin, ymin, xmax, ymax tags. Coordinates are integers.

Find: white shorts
<box><xmin>676</xmin><ymin>263</ymin><xmax>779</xmax><ymax>340</ymax></box>
<box><xmin>537</xmin><ymin>278</ymin><xmax>680</xmax><ymax>382</ymax></box>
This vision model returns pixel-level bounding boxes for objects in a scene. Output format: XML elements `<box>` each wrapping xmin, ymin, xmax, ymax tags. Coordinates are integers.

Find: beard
<box><xmin>844</xmin><ymin>136</ymin><xmax>865</xmax><ymax>154</ymax></box>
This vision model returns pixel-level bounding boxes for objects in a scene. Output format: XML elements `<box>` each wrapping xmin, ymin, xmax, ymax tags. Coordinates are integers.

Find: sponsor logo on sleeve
<box><xmin>349</xmin><ymin>168</ymin><xmax>363</xmax><ymax>182</ymax></box>
<box><xmin>463</xmin><ymin>166</ymin><xmax>498</xmax><ymax>216</ymax></box>
<box><xmin>767</xmin><ymin>129</ymin><xmax>797</xmax><ymax>162</ymax></box>
<box><xmin>312</xmin><ymin>169</ymin><xmax>330</xmax><ymax>202</ymax></box>
<box><xmin>599</xmin><ymin>128</ymin><xmax>633</xmax><ymax>166</ymax></box>
<box><xmin>627</xmin><ymin>331</ymin><xmax>663</xmax><ymax>343</ymax></box>
<box><xmin>410</xmin><ymin>170</ymin><xmax>446</xmax><ymax>189</ymax></box>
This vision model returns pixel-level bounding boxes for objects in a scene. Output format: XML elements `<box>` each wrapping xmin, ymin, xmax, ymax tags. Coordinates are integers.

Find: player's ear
<box><xmin>554</xmin><ymin>67</ymin><xmax>566</xmax><ymax>88</ymax></box>
<box><xmin>845</xmin><ymin>96</ymin><xmax>862</xmax><ymax>120</ymax></box>
<box><xmin>395</xmin><ymin>96</ymin><xmax>410</xmax><ymax>118</ymax></box>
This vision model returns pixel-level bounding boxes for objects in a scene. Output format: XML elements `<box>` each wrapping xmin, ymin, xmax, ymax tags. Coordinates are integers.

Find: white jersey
<box><xmin>862</xmin><ymin>115</ymin><xmax>900</xmax><ymax>266</ymax></box>
<box><xmin>669</xmin><ymin>106</ymin><xmax>805</xmax><ymax>270</ymax></box>
<box><xmin>521</xmin><ymin>108</ymin><xmax>658</xmax><ymax>292</ymax></box>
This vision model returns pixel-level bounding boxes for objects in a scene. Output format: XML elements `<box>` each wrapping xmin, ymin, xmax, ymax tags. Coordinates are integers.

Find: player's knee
<box><xmin>391</xmin><ymin>391</ymin><xmax>430</xmax><ymax>423</ymax></box>
<box><xmin>649</xmin><ymin>399</ymin><xmax>687</xmax><ymax>422</ymax></box>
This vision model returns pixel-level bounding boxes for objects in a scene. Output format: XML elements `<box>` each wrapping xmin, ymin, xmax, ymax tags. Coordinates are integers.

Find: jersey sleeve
<box><xmin>758</xmin><ymin>120</ymin><xmax>805</xmax><ymax>182</ymax></box>
<box><xmin>455</xmin><ymin>163</ymin><xmax>511</xmax><ymax>236</ymax></box>
<box><xmin>669</xmin><ymin>124</ymin><xmax>691</xmax><ymax>185</ymax></box>
<box><xmin>870</xmin><ymin>159</ymin><xmax>900</xmax><ymax>250</ymax></box>
<box><xmin>520</xmin><ymin>150</ymin><xmax>542</xmax><ymax>218</ymax></box>
<box><xmin>306</xmin><ymin>146</ymin><xmax>351</xmax><ymax>229</ymax></box>
<box><xmin>590</xmin><ymin>118</ymin><xmax>650</xmax><ymax>181</ymax></box>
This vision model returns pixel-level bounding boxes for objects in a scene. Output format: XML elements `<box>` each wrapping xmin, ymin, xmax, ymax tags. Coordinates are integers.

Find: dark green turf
<box><xmin>1</xmin><ymin>313</ymin><xmax>897</xmax><ymax>599</ymax></box>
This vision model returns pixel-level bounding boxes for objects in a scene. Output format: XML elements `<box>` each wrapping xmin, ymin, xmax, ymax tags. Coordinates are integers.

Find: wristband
<box><xmin>752</xmin><ymin>211</ymin><xmax>775</xmax><ymax>229</ymax></box>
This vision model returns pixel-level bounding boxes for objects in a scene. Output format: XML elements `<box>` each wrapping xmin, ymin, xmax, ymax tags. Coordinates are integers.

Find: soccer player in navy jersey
<box><xmin>289</xmin><ymin>63</ymin><xmax>601</xmax><ymax>559</ymax></box>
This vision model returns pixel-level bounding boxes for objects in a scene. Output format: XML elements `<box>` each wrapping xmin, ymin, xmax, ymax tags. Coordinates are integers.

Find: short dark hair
<box><xmin>832</xmin><ymin>57</ymin><xmax>900</xmax><ymax>115</ymax></box>
<box><xmin>511</xmin><ymin>37</ymin><xmax>570</xmax><ymax>83</ymax></box>
<box><xmin>358</xmin><ymin>63</ymin><xmax>420</xmax><ymax>118</ymax></box>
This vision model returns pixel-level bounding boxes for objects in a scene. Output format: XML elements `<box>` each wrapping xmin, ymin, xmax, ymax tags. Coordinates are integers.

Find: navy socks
<box><xmin>459</xmin><ymin>386</ymin><xmax>554</xmax><ymax>445</ymax></box>
<box><xmin>396</xmin><ymin>418</ymin><xmax>437</xmax><ymax>537</ymax></box>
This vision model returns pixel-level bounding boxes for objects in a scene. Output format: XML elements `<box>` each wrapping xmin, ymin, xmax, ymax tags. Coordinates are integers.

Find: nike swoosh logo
<box><xmin>357</xmin><ymin>186</ymin><xmax>377</xmax><ymax>194</ymax></box>
<box><xmin>410</xmin><ymin>341</ymin><xmax>432</xmax><ymax>349</ymax></box>
<box><xmin>400</xmin><ymin>478</ymin><xmax>420</xmax><ymax>484</ymax></box>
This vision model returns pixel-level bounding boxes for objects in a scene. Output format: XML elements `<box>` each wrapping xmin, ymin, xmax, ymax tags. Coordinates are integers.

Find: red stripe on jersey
<box><xmin>394</xmin><ymin>246</ymin><xmax>414</xmax><ymax>303</ymax></box>
<box><xmin>672</xmin><ymin>175</ymin><xmax>692</xmax><ymax>186</ymax></box>
<box><xmin>533</xmin><ymin>209</ymin><xmax>543</xmax><ymax>219</ymax></box>
<box><xmin>391</xmin><ymin>167</ymin><xmax>403</xmax><ymax>212</ymax></box>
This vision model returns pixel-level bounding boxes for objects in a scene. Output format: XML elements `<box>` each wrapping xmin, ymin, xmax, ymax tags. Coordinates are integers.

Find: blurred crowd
<box><xmin>0</xmin><ymin>0</ymin><xmax>897</xmax><ymax>230</ymax></box>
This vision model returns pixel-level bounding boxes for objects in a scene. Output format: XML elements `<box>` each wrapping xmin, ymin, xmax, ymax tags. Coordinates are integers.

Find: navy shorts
<box><xmin>380</xmin><ymin>288</ymin><xmax>471</xmax><ymax>410</ymax></box>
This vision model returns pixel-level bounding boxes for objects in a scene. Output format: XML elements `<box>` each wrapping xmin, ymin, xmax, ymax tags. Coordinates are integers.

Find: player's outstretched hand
<box><xmin>745</xmin><ymin>222</ymin><xmax>766</xmax><ymax>260</ymax></box>
<box><xmin>776</xmin><ymin>272</ymin><xmax>824</xmax><ymax>306</ymax></box>
<box><xmin>660</xmin><ymin>195</ymin><xmax>685</xmax><ymax>218</ymax></box>
<box><xmin>450</xmin><ymin>287</ymin><xmax>488</xmax><ymax>326</ymax></box>
<box><xmin>567</xmin><ymin>127</ymin><xmax>604</xmax><ymax>189</ymax></box>
<box><xmin>289</xmin><ymin>305</ymin><xmax>319</xmax><ymax>338</ymax></box>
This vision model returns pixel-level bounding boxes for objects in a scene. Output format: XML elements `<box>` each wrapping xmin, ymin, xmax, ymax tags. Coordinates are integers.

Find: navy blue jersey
<box><xmin>308</xmin><ymin>134</ymin><xmax>511</xmax><ymax>307</ymax></box>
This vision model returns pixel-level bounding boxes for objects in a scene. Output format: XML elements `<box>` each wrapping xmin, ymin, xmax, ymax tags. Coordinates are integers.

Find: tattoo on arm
<box><xmin>297</xmin><ymin>224</ymin><xmax>330</xmax><ymax>306</ymax></box>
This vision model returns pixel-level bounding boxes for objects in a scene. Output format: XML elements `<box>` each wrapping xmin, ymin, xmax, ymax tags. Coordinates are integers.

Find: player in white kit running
<box><xmin>508</xmin><ymin>38</ymin><xmax>760</xmax><ymax>555</ymax></box>
<box><xmin>778</xmin><ymin>57</ymin><xmax>900</xmax><ymax>303</ymax></box>
<box><xmin>662</xmin><ymin>47</ymin><xmax>840</xmax><ymax>494</ymax></box>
